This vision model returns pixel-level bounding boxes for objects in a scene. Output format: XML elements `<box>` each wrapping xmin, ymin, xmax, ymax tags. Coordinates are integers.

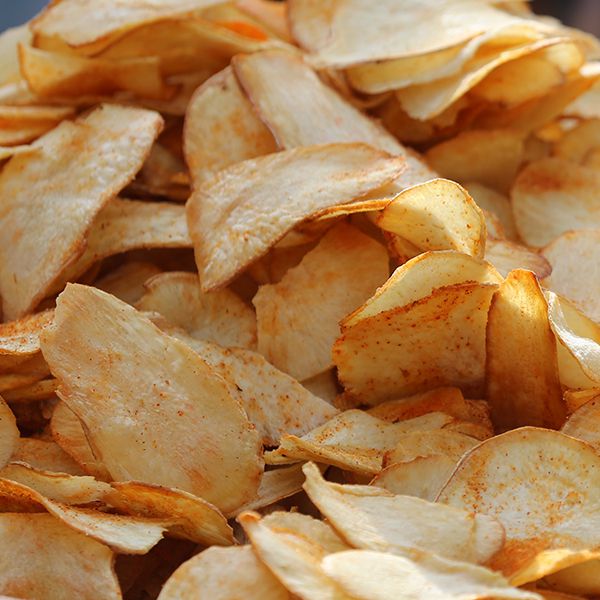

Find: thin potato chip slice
<box><xmin>0</xmin><ymin>310</ymin><xmax>54</xmax><ymax>359</ymax></box>
<box><xmin>542</xmin><ymin>230</ymin><xmax>600</xmax><ymax>324</ymax></box>
<box><xmin>553</xmin><ymin>118</ymin><xmax>600</xmax><ymax>164</ymax></box>
<box><xmin>376</xmin><ymin>179</ymin><xmax>486</xmax><ymax>259</ymax></box>
<box><xmin>158</xmin><ymin>545</ymin><xmax>290</xmax><ymax>600</ymax></box>
<box><xmin>95</xmin><ymin>261</ymin><xmax>162</xmax><ymax>305</ymax></box>
<box><xmin>437</xmin><ymin>427</ymin><xmax>600</xmax><ymax>583</ymax></box>
<box><xmin>0</xmin><ymin>513</ymin><xmax>121</xmax><ymax>600</ymax></box>
<box><xmin>485</xmin><ymin>239</ymin><xmax>552</xmax><ymax>279</ymax></box>
<box><xmin>485</xmin><ymin>270</ymin><xmax>565</xmax><ymax>430</ymax></box>
<box><xmin>464</xmin><ymin>182</ymin><xmax>519</xmax><ymax>241</ymax></box>
<box><xmin>335</xmin><ymin>283</ymin><xmax>498</xmax><ymax>404</ymax></box>
<box><xmin>303</xmin><ymin>462</ymin><xmax>503</xmax><ymax>564</ymax></box>
<box><xmin>184</xmin><ymin>66</ymin><xmax>277</xmax><ymax>184</ymax></box>
<box><xmin>321</xmin><ymin>549</ymin><xmax>541</xmax><ymax>600</ymax></box>
<box><xmin>12</xmin><ymin>438</ymin><xmax>85</xmax><ymax>476</ymax></box>
<box><xmin>0</xmin><ymin>398</ymin><xmax>18</xmax><ymax>470</ymax></box>
<box><xmin>512</xmin><ymin>158</ymin><xmax>600</xmax><ymax>247</ymax></box>
<box><xmin>137</xmin><ymin>271</ymin><xmax>256</xmax><ymax>350</ymax></box>
<box><xmin>0</xmin><ymin>104</ymin><xmax>163</xmax><ymax>319</ymax></box>
<box><xmin>561</xmin><ymin>397</ymin><xmax>600</xmax><ymax>452</ymax></box>
<box><xmin>41</xmin><ymin>284</ymin><xmax>262</xmax><ymax>514</ymax></box>
<box><xmin>254</xmin><ymin>223</ymin><xmax>389</xmax><ymax>380</ymax></box>
<box><xmin>186</xmin><ymin>142</ymin><xmax>404</xmax><ymax>291</ymax></box>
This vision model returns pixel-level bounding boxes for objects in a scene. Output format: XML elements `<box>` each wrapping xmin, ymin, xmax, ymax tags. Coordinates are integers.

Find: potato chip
<box><xmin>0</xmin><ymin>24</ymin><xmax>30</xmax><ymax>85</ymax></box>
<box><xmin>0</xmin><ymin>462</ymin><xmax>110</xmax><ymax>505</ymax></box>
<box><xmin>238</xmin><ymin>510</ymin><xmax>352</xmax><ymax>599</ymax></box>
<box><xmin>0</xmin><ymin>144</ymin><xmax>37</xmax><ymax>161</ymax></box>
<box><xmin>512</xmin><ymin>158</ymin><xmax>600</xmax><ymax>247</ymax></box>
<box><xmin>0</xmin><ymin>104</ymin><xmax>163</xmax><ymax>319</ymax></box>
<box><xmin>184</xmin><ymin>66</ymin><xmax>277</xmax><ymax>184</ymax></box>
<box><xmin>485</xmin><ymin>239</ymin><xmax>552</xmax><ymax>279</ymax></box>
<box><xmin>186</xmin><ymin>143</ymin><xmax>404</xmax><ymax>291</ymax></box>
<box><xmin>53</xmin><ymin>198</ymin><xmax>192</xmax><ymax>291</ymax></box>
<box><xmin>12</xmin><ymin>437</ymin><xmax>85</xmax><ymax>476</ymax></box>
<box><xmin>564</xmin><ymin>388</ymin><xmax>600</xmax><ymax>414</ymax></box>
<box><xmin>0</xmin><ymin>398</ymin><xmax>18</xmax><ymax>471</ymax></box>
<box><xmin>137</xmin><ymin>271</ymin><xmax>256</xmax><ymax>350</ymax></box>
<box><xmin>0</xmin><ymin>105</ymin><xmax>75</xmax><ymax>147</ymax></box>
<box><xmin>302</xmin><ymin>370</ymin><xmax>339</xmax><ymax>405</ymax></box>
<box><xmin>321</xmin><ymin>549</ymin><xmax>541</xmax><ymax>600</ymax></box>
<box><xmin>376</xmin><ymin>179</ymin><xmax>487</xmax><ymax>258</ymax></box>
<box><xmin>41</xmin><ymin>284</ymin><xmax>262</xmax><ymax>513</ymax></box>
<box><xmin>542</xmin><ymin>230</ymin><xmax>600</xmax><ymax>324</ymax></box>
<box><xmin>546</xmin><ymin>292</ymin><xmax>600</xmax><ymax>389</ymax></box>
<box><xmin>335</xmin><ymin>282</ymin><xmax>498</xmax><ymax>404</ymax></box>
<box><xmin>50</xmin><ymin>402</ymin><xmax>111</xmax><ymax>481</ymax></box>
<box><xmin>561</xmin><ymin>396</ymin><xmax>600</xmax><ymax>452</ymax></box>
<box><xmin>553</xmin><ymin>118</ymin><xmax>600</xmax><ymax>164</ymax></box>
<box><xmin>0</xmin><ymin>477</ymin><xmax>167</xmax><ymax>554</ymax></box>
<box><xmin>254</xmin><ymin>223</ymin><xmax>389</xmax><ymax>380</ymax></box>
<box><xmin>269</xmin><ymin>410</ymin><xmax>454</xmax><ymax>474</ymax></box>
<box><xmin>158</xmin><ymin>545</ymin><xmax>290</xmax><ymax>600</ymax></box>
<box><xmin>438</xmin><ymin>427</ymin><xmax>600</xmax><ymax>583</ymax></box>
<box><xmin>95</xmin><ymin>261</ymin><xmax>162</xmax><ymax>305</ymax></box>
<box><xmin>464</xmin><ymin>182</ymin><xmax>519</xmax><ymax>241</ymax></box>
<box><xmin>2</xmin><ymin>379</ymin><xmax>57</xmax><ymax>404</ymax></box>
<box><xmin>372</xmin><ymin>455</ymin><xmax>457</xmax><ymax>501</ymax></box>
<box><xmin>426</xmin><ymin>130</ymin><xmax>524</xmax><ymax>193</ymax></box>
<box><xmin>486</xmin><ymin>270</ymin><xmax>564</xmax><ymax>430</ymax></box>
<box><xmin>106</xmin><ymin>481</ymin><xmax>233</xmax><ymax>546</ymax></box>
<box><xmin>0</xmin><ymin>310</ymin><xmax>54</xmax><ymax>359</ymax></box>
<box><xmin>544</xmin><ymin>558</ymin><xmax>600</xmax><ymax>596</ymax></box>
<box><xmin>0</xmin><ymin>513</ymin><xmax>121</xmax><ymax>599</ymax></box>
<box><xmin>303</xmin><ymin>462</ymin><xmax>503</xmax><ymax>563</ymax></box>
<box><xmin>19</xmin><ymin>45</ymin><xmax>173</xmax><ymax>99</ymax></box>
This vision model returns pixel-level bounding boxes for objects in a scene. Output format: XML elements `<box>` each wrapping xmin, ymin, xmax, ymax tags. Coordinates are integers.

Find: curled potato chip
<box><xmin>54</xmin><ymin>198</ymin><xmax>192</xmax><ymax>291</ymax></box>
<box><xmin>11</xmin><ymin>437</ymin><xmax>85</xmax><ymax>476</ymax></box>
<box><xmin>186</xmin><ymin>142</ymin><xmax>404</xmax><ymax>291</ymax></box>
<box><xmin>486</xmin><ymin>270</ymin><xmax>565</xmax><ymax>430</ymax></box>
<box><xmin>564</xmin><ymin>388</ymin><xmax>600</xmax><ymax>414</ymax></box>
<box><xmin>0</xmin><ymin>477</ymin><xmax>167</xmax><ymax>554</ymax></box>
<box><xmin>158</xmin><ymin>545</ymin><xmax>290</xmax><ymax>600</ymax></box>
<box><xmin>302</xmin><ymin>462</ymin><xmax>503</xmax><ymax>564</ymax></box>
<box><xmin>485</xmin><ymin>239</ymin><xmax>552</xmax><ymax>279</ymax></box>
<box><xmin>321</xmin><ymin>549</ymin><xmax>541</xmax><ymax>600</ymax></box>
<box><xmin>0</xmin><ymin>310</ymin><xmax>54</xmax><ymax>359</ymax></box>
<box><xmin>254</xmin><ymin>223</ymin><xmax>389</xmax><ymax>380</ymax></box>
<box><xmin>335</xmin><ymin>283</ymin><xmax>498</xmax><ymax>404</ymax></box>
<box><xmin>184</xmin><ymin>66</ymin><xmax>277</xmax><ymax>184</ymax></box>
<box><xmin>371</xmin><ymin>455</ymin><xmax>457</xmax><ymax>501</ymax></box>
<box><xmin>95</xmin><ymin>261</ymin><xmax>162</xmax><ymax>305</ymax></box>
<box><xmin>0</xmin><ymin>104</ymin><xmax>163</xmax><ymax>320</ymax></box>
<box><xmin>0</xmin><ymin>513</ymin><xmax>121</xmax><ymax>600</ymax></box>
<box><xmin>106</xmin><ymin>481</ymin><xmax>233</xmax><ymax>546</ymax></box>
<box><xmin>269</xmin><ymin>410</ymin><xmax>453</xmax><ymax>474</ymax></box>
<box><xmin>512</xmin><ymin>158</ymin><xmax>600</xmax><ymax>247</ymax></box>
<box><xmin>376</xmin><ymin>179</ymin><xmax>486</xmax><ymax>258</ymax></box>
<box><xmin>2</xmin><ymin>378</ymin><xmax>57</xmax><ymax>404</ymax></box>
<box><xmin>561</xmin><ymin>397</ymin><xmax>600</xmax><ymax>452</ymax></box>
<box><xmin>0</xmin><ymin>398</ymin><xmax>18</xmax><ymax>470</ymax></box>
<box><xmin>542</xmin><ymin>230</ymin><xmax>600</xmax><ymax>324</ymax></box>
<box><xmin>41</xmin><ymin>284</ymin><xmax>263</xmax><ymax>514</ymax></box>
<box><xmin>437</xmin><ymin>427</ymin><xmax>600</xmax><ymax>584</ymax></box>
<box><xmin>137</xmin><ymin>271</ymin><xmax>256</xmax><ymax>349</ymax></box>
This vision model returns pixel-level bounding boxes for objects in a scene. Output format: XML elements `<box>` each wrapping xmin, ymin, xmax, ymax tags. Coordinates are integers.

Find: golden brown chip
<box><xmin>0</xmin><ymin>105</ymin><xmax>75</xmax><ymax>146</ymax></box>
<box><xmin>137</xmin><ymin>271</ymin><xmax>256</xmax><ymax>350</ymax></box>
<box><xmin>0</xmin><ymin>104</ymin><xmax>163</xmax><ymax>319</ymax></box>
<box><xmin>95</xmin><ymin>261</ymin><xmax>162</xmax><ymax>305</ymax></box>
<box><xmin>0</xmin><ymin>310</ymin><xmax>54</xmax><ymax>359</ymax></box>
<box><xmin>254</xmin><ymin>223</ymin><xmax>389</xmax><ymax>380</ymax></box>
<box><xmin>0</xmin><ymin>513</ymin><xmax>121</xmax><ymax>599</ymax></box>
<box><xmin>41</xmin><ymin>284</ymin><xmax>263</xmax><ymax>514</ymax></box>
<box><xmin>186</xmin><ymin>142</ymin><xmax>404</xmax><ymax>291</ymax></box>
<box><xmin>486</xmin><ymin>270</ymin><xmax>565</xmax><ymax>430</ymax></box>
<box><xmin>12</xmin><ymin>438</ymin><xmax>86</xmax><ymax>476</ymax></box>
<box><xmin>0</xmin><ymin>398</ymin><xmax>18</xmax><ymax>471</ymax></box>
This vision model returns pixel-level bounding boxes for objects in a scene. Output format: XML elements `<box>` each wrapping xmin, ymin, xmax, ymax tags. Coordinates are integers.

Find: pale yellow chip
<box><xmin>254</xmin><ymin>223</ymin><xmax>389</xmax><ymax>380</ymax></box>
<box><xmin>302</xmin><ymin>462</ymin><xmax>503</xmax><ymax>564</ymax></box>
<box><xmin>486</xmin><ymin>270</ymin><xmax>565</xmax><ymax>430</ymax></box>
<box><xmin>0</xmin><ymin>104</ymin><xmax>163</xmax><ymax>320</ymax></box>
<box><xmin>464</xmin><ymin>182</ymin><xmax>519</xmax><ymax>241</ymax></box>
<box><xmin>11</xmin><ymin>438</ymin><xmax>86</xmax><ymax>476</ymax></box>
<box><xmin>184</xmin><ymin>66</ymin><xmax>277</xmax><ymax>185</ymax></box>
<box><xmin>485</xmin><ymin>239</ymin><xmax>552</xmax><ymax>279</ymax></box>
<box><xmin>41</xmin><ymin>284</ymin><xmax>262</xmax><ymax>514</ymax></box>
<box><xmin>553</xmin><ymin>118</ymin><xmax>600</xmax><ymax>164</ymax></box>
<box><xmin>186</xmin><ymin>142</ymin><xmax>404</xmax><ymax>291</ymax></box>
<box><xmin>1</xmin><ymin>379</ymin><xmax>57</xmax><ymax>404</ymax></box>
<box><xmin>137</xmin><ymin>271</ymin><xmax>256</xmax><ymax>350</ymax></box>
<box><xmin>302</xmin><ymin>370</ymin><xmax>339</xmax><ymax>405</ymax></box>
<box><xmin>321</xmin><ymin>549</ymin><xmax>541</xmax><ymax>600</ymax></box>
<box><xmin>335</xmin><ymin>282</ymin><xmax>498</xmax><ymax>404</ymax></box>
<box><xmin>0</xmin><ymin>105</ymin><xmax>75</xmax><ymax>146</ymax></box>
<box><xmin>564</xmin><ymin>388</ymin><xmax>600</xmax><ymax>414</ymax></box>
<box><xmin>106</xmin><ymin>481</ymin><xmax>233</xmax><ymax>546</ymax></box>
<box><xmin>269</xmin><ymin>410</ymin><xmax>453</xmax><ymax>474</ymax></box>
<box><xmin>561</xmin><ymin>396</ymin><xmax>600</xmax><ymax>453</ymax></box>
<box><xmin>0</xmin><ymin>513</ymin><xmax>121</xmax><ymax>600</ymax></box>
<box><xmin>95</xmin><ymin>261</ymin><xmax>162</xmax><ymax>305</ymax></box>
<box><xmin>158</xmin><ymin>545</ymin><xmax>290</xmax><ymax>600</ymax></box>
<box><xmin>426</xmin><ymin>129</ymin><xmax>524</xmax><ymax>193</ymax></box>
<box><xmin>0</xmin><ymin>477</ymin><xmax>167</xmax><ymax>554</ymax></box>
<box><xmin>542</xmin><ymin>230</ymin><xmax>600</xmax><ymax>324</ymax></box>
<box><xmin>438</xmin><ymin>427</ymin><xmax>600</xmax><ymax>584</ymax></box>
<box><xmin>372</xmin><ymin>455</ymin><xmax>458</xmax><ymax>501</ymax></box>
<box><xmin>512</xmin><ymin>158</ymin><xmax>600</xmax><ymax>247</ymax></box>
<box><xmin>376</xmin><ymin>179</ymin><xmax>487</xmax><ymax>258</ymax></box>
<box><xmin>0</xmin><ymin>24</ymin><xmax>30</xmax><ymax>85</ymax></box>
<box><xmin>544</xmin><ymin>558</ymin><xmax>600</xmax><ymax>596</ymax></box>
<box><xmin>53</xmin><ymin>198</ymin><xmax>192</xmax><ymax>292</ymax></box>
<box><xmin>0</xmin><ymin>310</ymin><xmax>54</xmax><ymax>359</ymax></box>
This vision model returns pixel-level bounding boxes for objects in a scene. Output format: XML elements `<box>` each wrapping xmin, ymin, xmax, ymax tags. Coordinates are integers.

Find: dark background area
<box><xmin>1</xmin><ymin>0</ymin><xmax>599</xmax><ymax>35</ymax></box>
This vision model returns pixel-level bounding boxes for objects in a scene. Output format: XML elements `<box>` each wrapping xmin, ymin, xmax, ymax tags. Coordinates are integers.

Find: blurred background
<box><xmin>1</xmin><ymin>0</ymin><xmax>599</xmax><ymax>35</ymax></box>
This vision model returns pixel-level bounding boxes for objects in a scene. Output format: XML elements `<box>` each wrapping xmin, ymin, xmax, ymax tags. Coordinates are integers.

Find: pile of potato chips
<box><xmin>0</xmin><ymin>0</ymin><xmax>600</xmax><ymax>598</ymax></box>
